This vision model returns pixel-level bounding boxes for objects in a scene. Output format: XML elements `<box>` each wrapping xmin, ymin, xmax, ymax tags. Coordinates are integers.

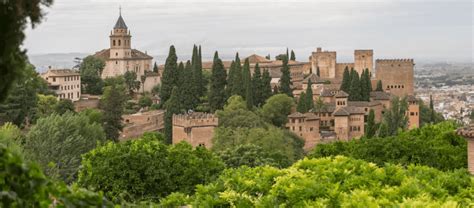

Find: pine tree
<box><xmin>180</xmin><ymin>61</ymin><xmax>197</xmax><ymax>110</ymax></box>
<box><xmin>164</xmin><ymin>87</ymin><xmax>181</xmax><ymax>144</ymax></box>
<box><xmin>349</xmin><ymin>70</ymin><xmax>362</xmax><ymax>101</ymax></box>
<box><xmin>296</xmin><ymin>92</ymin><xmax>307</xmax><ymax>113</ymax></box>
<box><xmin>209</xmin><ymin>51</ymin><xmax>227</xmax><ymax>112</ymax></box>
<box><xmin>231</xmin><ymin>53</ymin><xmax>243</xmax><ymax>96</ymax></box>
<box><xmin>305</xmin><ymin>79</ymin><xmax>314</xmax><ymax>111</ymax></box>
<box><xmin>261</xmin><ymin>69</ymin><xmax>272</xmax><ymax>103</ymax></box>
<box><xmin>316</xmin><ymin>67</ymin><xmax>320</xmax><ymax>77</ymax></box>
<box><xmin>340</xmin><ymin>66</ymin><xmax>351</xmax><ymax>92</ymax></box>
<box><xmin>160</xmin><ymin>45</ymin><xmax>178</xmax><ymax>104</ymax></box>
<box><xmin>279</xmin><ymin>55</ymin><xmax>293</xmax><ymax>97</ymax></box>
<box><xmin>290</xmin><ymin>50</ymin><xmax>296</xmax><ymax>61</ymax></box>
<box><xmin>376</xmin><ymin>80</ymin><xmax>383</xmax><ymax>91</ymax></box>
<box><xmin>153</xmin><ymin>62</ymin><xmax>158</xmax><ymax>73</ymax></box>
<box><xmin>366</xmin><ymin>109</ymin><xmax>376</xmax><ymax>138</ymax></box>
<box><xmin>252</xmin><ymin>63</ymin><xmax>263</xmax><ymax>107</ymax></box>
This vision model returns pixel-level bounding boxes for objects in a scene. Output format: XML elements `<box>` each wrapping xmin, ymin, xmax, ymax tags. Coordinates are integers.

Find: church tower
<box><xmin>109</xmin><ymin>8</ymin><xmax>132</xmax><ymax>59</ymax></box>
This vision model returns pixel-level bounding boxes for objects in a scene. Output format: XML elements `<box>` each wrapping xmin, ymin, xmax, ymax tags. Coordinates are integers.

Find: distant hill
<box><xmin>28</xmin><ymin>53</ymin><xmax>89</xmax><ymax>72</ymax></box>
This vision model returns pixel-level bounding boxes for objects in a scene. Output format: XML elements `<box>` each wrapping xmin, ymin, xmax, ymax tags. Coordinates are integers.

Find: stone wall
<box><xmin>172</xmin><ymin>113</ymin><xmax>218</xmax><ymax>148</ymax></box>
<box><xmin>375</xmin><ymin>59</ymin><xmax>414</xmax><ymax>97</ymax></box>
<box><xmin>120</xmin><ymin>110</ymin><xmax>165</xmax><ymax>141</ymax></box>
<box><xmin>310</xmin><ymin>48</ymin><xmax>337</xmax><ymax>79</ymax></box>
<box><xmin>335</xmin><ymin>63</ymin><xmax>354</xmax><ymax>80</ymax></box>
<box><xmin>354</xmin><ymin>50</ymin><xmax>373</xmax><ymax>75</ymax></box>
<box><xmin>407</xmin><ymin>102</ymin><xmax>420</xmax><ymax>129</ymax></box>
<box><xmin>74</xmin><ymin>96</ymin><xmax>100</xmax><ymax>112</ymax></box>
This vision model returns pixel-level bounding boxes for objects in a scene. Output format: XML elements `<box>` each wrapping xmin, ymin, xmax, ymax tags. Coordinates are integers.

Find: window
<box><xmin>410</xmin><ymin>112</ymin><xmax>415</xmax><ymax>116</ymax></box>
<box><xmin>299</xmin><ymin>126</ymin><xmax>302</xmax><ymax>131</ymax></box>
<box><xmin>116</xmin><ymin>61</ymin><xmax>118</xmax><ymax>64</ymax></box>
<box><xmin>310</xmin><ymin>127</ymin><xmax>313</xmax><ymax>131</ymax></box>
<box><xmin>116</xmin><ymin>52</ymin><xmax>118</xmax><ymax>57</ymax></box>
<box><xmin>118</xmin><ymin>40</ymin><xmax>121</xmax><ymax>46</ymax></box>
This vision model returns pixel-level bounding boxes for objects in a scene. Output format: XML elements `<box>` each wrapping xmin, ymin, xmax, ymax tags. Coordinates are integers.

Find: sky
<box><xmin>24</xmin><ymin>0</ymin><xmax>473</xmax><ymax>63</ymax></box>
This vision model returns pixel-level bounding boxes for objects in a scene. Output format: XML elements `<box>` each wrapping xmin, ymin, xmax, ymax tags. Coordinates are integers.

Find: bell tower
<box><xmin>110</xmin><ymin>7</ymin><xmax>132</xmax><ymax>59</ymax></box>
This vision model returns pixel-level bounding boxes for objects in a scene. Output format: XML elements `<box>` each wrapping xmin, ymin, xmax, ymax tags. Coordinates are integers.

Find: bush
<box><xmin>23</xmin><ymin>113</ymin><xmax>106</xmax><ymax>183</ymax></box>
<box><xmin>77</xmin><ymin>138</ymin><xmax>225</xmax><ymax>203</ymax></box>
<box><xmin>309</xmin><ymin>121</ymin><xmax>467</xmax><ymax>171</ymax></box>
<box><xmin>160</xmin><ymin>156</ymin><xmax>473</xmax><ymax>207</ymax></box>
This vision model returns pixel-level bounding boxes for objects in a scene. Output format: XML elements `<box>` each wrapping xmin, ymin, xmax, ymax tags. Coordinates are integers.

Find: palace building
<box><xmin>41</xmin><ymin>67</ymin><xmax>81</xmax><ymax>101</ymax></box>
<box><xmin>94</xmin><ymin>10</ymin><xmax>153</xmax><ymax>79</ymax></box>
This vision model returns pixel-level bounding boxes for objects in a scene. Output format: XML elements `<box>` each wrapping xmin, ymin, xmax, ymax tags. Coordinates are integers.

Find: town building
<box><xmin>286</xmin><ymin>112</ymin><xmax>320</xmax><ymax>151</ymax></box>
<box><xmin>93</xmin><ymin>11</ymin><xmax>153</xmax><ymax>80</ymax></box>
<box><xmin>41</xmin><ymin>68</ymin><xmax>81</xmax><ymax>101</ymax></box>
<box><xmin>172</xmin><ymin>112</ymin><xmax>218</xmax><ymax>148</ymax></box>
<box><xmin>457</xmin><ymin>124</ymin><xmax>474</xmax><ymax>175</ymax></box>
<box><xmin>333</xmin><ymin>91</ymin><xmax>366</xmax><ymax>141</ymax></box>
<box><xmin>121</xmin><ymin>110</ymin><xmax>165</xmax><ymax>141</ymax></box>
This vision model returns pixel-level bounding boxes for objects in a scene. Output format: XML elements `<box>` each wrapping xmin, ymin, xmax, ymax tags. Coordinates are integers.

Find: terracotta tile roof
<box><xmin>302</xmin><ymin>73</ymin><xmax>324</xmax><ymax>84</ymax></box>
<box><xmin>333</xmin><ymin>106</ymin><xmax>365</xmax><ymax>116</ymax></box>
<box><xmin>245</xmin><ymin>54</ymin><xmax>272</xmax><ymax>64</ymax></box>
<box><xmin>304</xmin><ymin>113</ymin><xmax>320</xmax><ymax>120</ymax></box>
<box><xmin>288</xmin><ymin>112</ymin><xmax>305</xmax><ymax>118</ymax></box>
<box><xmin>370</xmin><ymin>91</ymin><xmax>391</xmax><ymax>100</ymax></box>
<box><xmin>320</xmin><ymin>89</ymin><xmax>338</xmax><ymax>97</ymax></box>
<box><xmin>93</xmin><ymin>48</ymin><xmax>153</xmax><ymax>60</ymax></box>
<box><xmin>313</xmin><ymin>104</ymin><xmax>336</xmax><ymax>113</ymax></box>
<box><xmin>43</xmin><ymin>69</ymin><xmax>79</xmax><ymax>77</ymax></box>
<box><xmin>348</xmin><ymin>101</ymin><xmax>382</xmax><ymax>107</ymax></box>
<box><xmin>335</xmin><ymin>91</ymin><xmax>349</xmax><ymax>98</ymax></box>
<box><xmin>457</xmin><ymin>124</ymin><xmax>474</xmax><ymax>138</ymax></box>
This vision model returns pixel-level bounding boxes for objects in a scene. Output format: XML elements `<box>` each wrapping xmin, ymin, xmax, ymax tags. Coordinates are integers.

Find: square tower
<box><xmin>354</xmin><ymin>50</ymin><xmax>373</xmax><ymax>76</ymax></box>
<box><xmin>310</xmin><ymin>47</ymin><xmax>337</xmax><ymax>79</ymax></box>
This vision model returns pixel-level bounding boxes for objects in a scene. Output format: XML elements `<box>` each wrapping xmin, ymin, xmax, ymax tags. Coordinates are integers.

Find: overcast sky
<box><xmin>24</xmin><ymin>0</ymin><xmax>473</xmax><ymax>63</ymax></box>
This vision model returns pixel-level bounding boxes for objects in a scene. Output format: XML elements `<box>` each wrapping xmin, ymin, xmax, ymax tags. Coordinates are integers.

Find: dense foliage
<box><xmin>100</xmin><ymin>84</ymin><xmax>126</xmax><ymax>141</ymax></box>
<box><xmin>23</xmin><ymin>113</ymin><xmax>106</xmax><ymax>183</ymax></box>
<box><xmin>260</xmin><ymin>94</ymin><xmax>294</xmax><ymax>127</ymax></box>
<box><xmin>78</xmin><ymin>138</ymin><xmax>225</xmax><ymax>203</ymax></box>
<box><xmin>310</xmin><ymin>121</ymin><xmax>466</xmax><ymax>171</ymax></box>
<box><xmin>209</xmin><ymin>51</ymin><xmax>227</xmax><ymax>112</ymax></box>
<box><xmin>279</xmin><ymin>55</ymin><xmax>293</xmax><ymax>97</ymax></box>
<box><xmin>160</xmin><ymin>156</ymin><xmax>473</xmax><ymax>207</ymax></box>
<box><xmin>80</xmin><ymin>55</ymin><xmax>105</xmax><ymax>95</ymax></box>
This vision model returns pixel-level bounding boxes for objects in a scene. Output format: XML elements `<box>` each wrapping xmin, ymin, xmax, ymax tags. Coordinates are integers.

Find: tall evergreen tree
<box><xmin>340</xmin><ymin>66</ymin><xmax>351</xmax><ymax>92</ymax></box>
<box><xmin>252</xmin><ymin>63</ymin><xmax>263</xmax><ymax>107</ymax></box>
<box><xmin>365</xmin><ymin>69</ymin><xmax>372</xmax><ymax>92</ymax></box>
<box><xmin>101</xmin><ymin>85</ymin><xmax>125</xmax><ymax>142</ymax></box>
<box><xmin>376</xmin><ymin>80</ymin><xmax>383</xmax><ymax>91</ymax></box>
<box><xmin>242</xmin><ymin>59</ymin><xmax>253</xmax><ymax>108</ymax></box>
<box><xmin>366</xmin><ymin>109</ymin><xmax>376</xmax><ymax>138</ymax></box>
<box><xmin>360</xmin><ymin>69</ymin><xmax>369</xmax><ymax>101</ymax></box>
<box><xmin>290</xmin><ymin>50</ymin><xmax>296</xmax><ymax>61</ymax></box>
<box><xmin>286</xmin><ymin>48</ymin><xmax>289</xmax><ymax>59</ymax></box>
<box><xmin>279</xmin><ymin>55</ymin><xmax>293</xmax><ymax>97</ymax></box>
<box><xmin>196</xmin><ymin>45</ymin><xmax>205</xmax><ymax>97</ymax></box>
<box><xmin>348</xmin><ymin>70</ymin><xmax>362</xmax><ymax>101</ymax></box>
<box><xmin>429</xmin><ymin>95</ymin><xmax>435</xmax><ymax>123</ymax></box>
<box><xmin>231</xmin><ymin>53</ymin><xmax>243</xmax><ymax>96</ymax></box>
<box><xmin>296</xmin><ymin>92</ymin><xmax>307</xmax><ymax>113</ymax></box>
<box><xmin>273</xmin><ymin>85</ymin><xmax>279</xmax><ymax>95</ymax></box>
<box><xmin>209</xmin><ymin>52</ymin><xmax>227</xmax><ymax>112</ymax></box>
<box><xmin>226</xmin><ymin>61</ymin><xmax>236</xmax><ymax>98</ymax></box>
<box><xmin>160</xmin><ymin>45</ymin><xmax>178</xmax><ymax>104</ymax></box>
<box><xmin>180</xmin><ymin>61</ymin><xmax>197</xmax><ymax>110</ymax></box>
<box><xmin>164</xmin><ymin>87</ymin><xmax>181</xmax><ymax>144</ymax></box>
<box><xmin>153</xmin><ymin>62</ymin><xmax>158</xmax><ymax>73</ymax></box>
<box><xmin>305</xmin><ymin>79</ymin><xmax>314</xmax><ymax>111</ymax></box>
<box><xmin>261</xmin><ymin>69</ymin><xmax>272</xmax><ymax>103</ymax></box>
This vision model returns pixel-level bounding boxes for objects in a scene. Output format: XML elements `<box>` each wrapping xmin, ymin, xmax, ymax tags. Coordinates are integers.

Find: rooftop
<box><xmin>457</xmin><ymin>124</ymin><xmax>474</xmax><ymax>138</ymax></box>
<box><xmin>333</xmin><ymin>106</ymin><xmax>365</xmax><ymax>116</ymax></box>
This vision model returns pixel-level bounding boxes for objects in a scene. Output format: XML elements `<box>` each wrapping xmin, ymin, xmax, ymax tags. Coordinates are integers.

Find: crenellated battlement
<box><xmin>173</xmin><ymin>112</ymin><xmax>218</xmax><ymax>128</ymax></box>
<box><xmin>336</xmin><ymin>63</ymin><xmax>354</xmax><ymax>65</ymax></box>
<box><xmin>376</xmin><ymin>59</ymin><xmax>414</xmax><ymax>63</ymax></box>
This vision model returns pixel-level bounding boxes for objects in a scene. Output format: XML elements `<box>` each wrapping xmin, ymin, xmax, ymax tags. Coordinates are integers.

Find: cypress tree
<box><xmin>429</xmin><ymin>95</ymin><xmax>435</xmax><ymax>123</ymax></box>
<box><xmin>153</xmin><ymin>62</ymin><xmax>158</xmax><ymax>73</ymax></box>
<box><xmin>360</xmin><ymin>69</ymin><xmax>369</xmax><ymax>101</ymax></box>
<box><xmin>286</xmin><ymin>48</ymin><xmax>289</xmax><ymax>59</ymax></box>
<box><xmin>164</xmin><ymin>87</ymin><xmax>181</xmax><ymax>144</ymax></box>
<box><xmin>209</xmin><ymin>51</ymin><xmax>227</xmax><ymax>112</ymax></box>
<box><xmin>340</xmin><ymin>66</ymin><xmax>351</xmax><ymax>92</ymax></box>
<box><xmin>376</xmin><ymin>80</ymin><xmax>383</xmax><ymax>91</ymax></box>
<box><xmin>297</xmin><ymin>92</ymin><xmax>307</xmax><ymax>113</ymax></box>
<box><xmin>192</xmin><ymin>45</ymin><xmax>205</xmax><ymax>98</ymax></box>
<box><xmin>261</xmin><ymin>69</ymin><xmax>272</xmax><ymax>103</ymax></box>
<box><xmin>231</xmin><ymin>53</ymin><xmax>243</xmax><ymax>96</ymax></box>
<box><xmin>101</xmin><ymin>85</ymin><xmax>125</xmax><ymax>142</ymax></box>
<box><xmin>349</xmin><ymin>70</ymin><xmax>361</xmax><ymax>101</ymax></box>
<box><xmin>160</xmin><ymin>45</ymin><xmax>178</xmax><ymax>104</ymax></box>
<box><xmin>279</xmin><ymin>55</ymin><xmax>293</xmax><ymax>97</ymax></box>
<box><xmin>366</xmin><ymin>109</ymin><xmax>376</xmax><ymax>138</ymax></box>
<box><xmin>242</xmin><ymin>59</ymin><xmax>253</xmax><ymax>108</ymax></box>
<box><xmin>252</xmin><ymin>63</ymin><xmax>263</xmax><ymax>106</ymax></box>
<box><xmin>290</xmin><ymin>50</ymin><xmax>296</xmax><ymax>61</ymax></box>
<box><xmin>226</xmin><ymin>60</ymin><xmax>236</xmax><ymax>98</ymax></box>
<box><xmin>305</xmin><ymin>79</ymin><xmax>314</xmax><ymax>111</ymax></box>
<box><xmin>181</xmin><ymin>61</ymin><xmax>197</xmax><ymax>110</ymax></box>
<box><xmin>273</xmin><ymin>85</ymin><xmax>279</xmax><ymax>95</ymax></box>
<box><xmin>365</xmin><ymin>69</ymin><xmax>372</xmax><ymax>93</ymax></box>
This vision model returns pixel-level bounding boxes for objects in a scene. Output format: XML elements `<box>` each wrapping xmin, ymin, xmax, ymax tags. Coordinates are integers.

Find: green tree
<box><xmin>380</xmin><ymin>96</ymin><xmax>408</xmax><ymax>136</ymax></box>
<box><xmin>160</xmin><ymin>45</ymin><xmax>179</xmax><ymax>104</ymax></box>
<box><xmin>78</xmin><ymin>108</ymin><xmax>103</xmax><ymax>124</ymax></box>
<box><xmin>54</xmin><ymin>99</ymin><xmax>75</xmax><ymax>115</ymax></box>
<box><xmin>209</xmin><ymin>52</ymin><xmax>227</xmax><ymax>112</ymax></box>
<box><xmin>0</xmin><ymin>64</ymin><xmax>48</xmax><ymax>127</ymax></box>
<box><xmin>365</xmin><ymin>69</ymin><xmax>372</xmax><ymax>93</ymax></box>
<box><xmin>305</xmin><ymin>79</ymin><xmax>314</xmax><ymax>111</ymax></box>
<box><xmin>37</xmin><ymin>94</ymin><xmax>58</xmax><ymax>118</ymax></box>
<box><xmin>419</xmin><ymin>99</ymin><xmax>444</xmax><ymax>126</ymax></box>
<box><xmin>376</xmin><ymin>80</ymin><xmax>383</xmax><ymax>91</ymax></box>
<box><xmin>231</xmin><ymin>53</ymin><xmax>243</xmax><ymax>97</ymax></box>
<box><xmin>124</xmin><ymin>71</ymin><xmax>141</xmax><ymax>96</ymax></box>
<box><xmin>138</xmin><ymin>94</ymin><xmax>153</xmax><ymax>108</ymax></box>
<box><xmin>360</xmin><ymin>69</ymin><xmax>369</xmax><ymax>101</ymax></box>
<box><xmin>0</xmin><ymin>0</ymin><xmax>53</xmax><ymax>102</ymax></box>
<box><xmin>23</xmin><ymin>113</ymin><xmax>106</xmax><ymax>183</ymax></box>
<box><xmin>252</xmin><ymin>63</ymin><xmax>263</xmax><ymax>106</ymax></box>
<box><xmin>429</xmin><ymin>95</ymin><xmax>435</xmax><ymax>123</ymax></box>
<box><xmin>290</xmin><ymin>50</ymin><xmax>296</xmax><ymax>61</ymax></box>
<box><xmin>296</xmin><ymin>92</ymin><xmax>308</xmax><ymax>113</ymax></box>
<box><xmin>218</xmin><ymin>144</ymin><xmax>280</xmax><ymax>168</ymax></box>
<box><xmin>192</xmin><ymin>45</ymin><xmax>205</xmax><ymax>98</ymax></box>
<box><xmin>261</xmin><ymin>94</ymin><xmax>294</xmax><ymax>127</ymax></box>
<box><xmin>79</xmin><ymin>55</ymin><xmax>105</xmax><ymax>95</ymax></box>
<box><xmin>77</xmin><ymin>138</ymin><xmax>225</xmax><ymax>203</ymax></box>
<box><xmin>164</xmin><ymin>87</ymin><xmax>182</xmax><ymax>144</ymax></box>
<box><xmin>153</xmin><ymin>61</ymin><xmax>158</xmax><ymax>73</ymax></box>
<box><xmin>100</xmin><ymin>84</ymin><xmax>126</xmax><ymax>142</ymax></box>
<box><xmin>365</xmin><ymin>109</ymin><xmax>376</xmax><ymax>138</ymax></box>
<box><xmin>261</xmin><ymin>69</ymin><xmax>273</xmax><ymax>104</ymax></box>
<box><xmin>279</xmin><ymin>55</ymin><xmax>293</xmax><ymax>97</ymax></box>
<box><xmin>242</xmin><ymin>59</ymin><xmax>253</xmax><ymax>108</ymax></box>
<box><xmin>340</xmin><ymin>66</ymin><xmax>351</xmax><ymax>92</ymax></box>
<box><xmin>216</xmin><ymin>96</ymin><xmax>266</xmax><ymax>128</ymax></box>
<box><xmin>348</xmin><ymin>69</ymin><xmax>362</xmax><ymax>101</ymax></box>
<box><xmin>180</xmin><ymin>61</ymin><xmax>198</xmax><ymax>110</ymax></box>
